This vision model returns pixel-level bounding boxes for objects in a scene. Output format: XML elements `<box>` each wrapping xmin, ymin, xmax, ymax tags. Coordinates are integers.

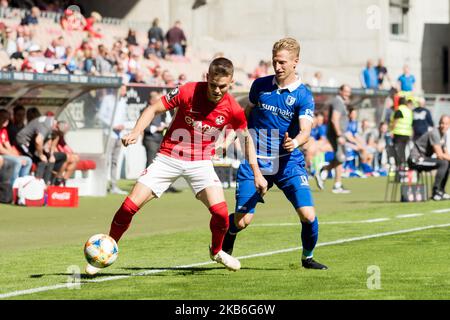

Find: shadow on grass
<box><xmin>28</xmin><ymin>265</ymin><xmax>283</xmax><ymax>281</ymax></box>
<box><xmin>122</xmin><ymin>266</ymin><xmax>283</xmax><ymax>272</ymax></box>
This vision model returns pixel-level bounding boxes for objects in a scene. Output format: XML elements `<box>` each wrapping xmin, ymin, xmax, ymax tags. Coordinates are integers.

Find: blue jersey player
<box><xmin>222</xmin><ymin>38</ymin><xmax>327</xmax><ymax>270</ymax></box>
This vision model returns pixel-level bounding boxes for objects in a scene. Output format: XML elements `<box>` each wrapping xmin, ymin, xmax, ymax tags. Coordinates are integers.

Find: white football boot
<box><xmin>209</xmin><ymin>247</ymin><xmax>241</xmax><ymax>271</ymax></box>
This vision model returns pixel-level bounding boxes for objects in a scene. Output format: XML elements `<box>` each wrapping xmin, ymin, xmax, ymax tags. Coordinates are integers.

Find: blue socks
<box><xmin>301</xmin><ymin>217</ymin><xmax>319</xmax><ymax>259</ymax></box>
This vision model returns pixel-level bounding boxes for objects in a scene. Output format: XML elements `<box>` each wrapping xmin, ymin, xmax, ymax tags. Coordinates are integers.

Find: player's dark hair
<box><xmin>209</xmin><ymin>57</ymin><xmax>234</xmax><ymax>77</ymax></box>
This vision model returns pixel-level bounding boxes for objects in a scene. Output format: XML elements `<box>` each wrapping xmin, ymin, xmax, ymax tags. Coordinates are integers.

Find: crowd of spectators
<box><xmin>0</xmin><ymin>1</ymin><xmax>191</xmax><ymax>86</ymax></box>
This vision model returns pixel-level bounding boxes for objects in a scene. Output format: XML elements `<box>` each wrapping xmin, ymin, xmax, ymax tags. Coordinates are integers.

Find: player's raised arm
<box><xmin>122</xmin><ymin>99</ymin><xmax>167</xmax><ymax>147</ymax></box>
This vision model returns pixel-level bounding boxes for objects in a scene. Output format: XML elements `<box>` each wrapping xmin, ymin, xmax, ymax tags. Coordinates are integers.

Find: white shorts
<box><xmin>137</xmin><ymin>154</ymin><xmax>222</xmax><ymax>197</ymax></box>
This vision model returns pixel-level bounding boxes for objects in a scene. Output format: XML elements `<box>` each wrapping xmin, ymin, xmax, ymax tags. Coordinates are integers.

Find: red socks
<box><xmin>209</xmin><ymin>202</ymin><xmax>229</xmax><ymax>255</ymax></box>
<box><xmin>109</xmin><ymin>198</ymin><xmax>229</xmax><ymax>256</ymax></box>
<box><xmin>109</xmin><ymin>197</ymin><xmax>140</xmax><ymax>243</ymax></box>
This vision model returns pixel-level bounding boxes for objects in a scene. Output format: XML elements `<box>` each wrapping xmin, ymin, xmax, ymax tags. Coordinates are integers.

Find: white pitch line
<box><xmin>2</xmin><ymin>223</ymin><xmax>450</xmax><ymax>299</ymax></box>
<box><xmin>253</xmin><ymin>218</ymin><xmax>391</xmax><ymax>227</ymax></box>
<box><xmin>396</xmin><ymin>213</ymin><xmax>424</xmax><ymax>219</ymax></box>
<box><xmin>432</xmin><ymin>208</ymin><xmax>450</xmax><ymax>214</ymax></box>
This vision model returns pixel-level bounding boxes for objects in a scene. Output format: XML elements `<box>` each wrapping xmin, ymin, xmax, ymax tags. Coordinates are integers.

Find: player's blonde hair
<box><xmin>272</xmin><ymin>38</ymin><xmax>300</xmax><ymax>58</ymax></box>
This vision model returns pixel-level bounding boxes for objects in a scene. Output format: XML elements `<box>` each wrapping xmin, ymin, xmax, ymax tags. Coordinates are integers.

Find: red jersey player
<box><xmin>85</xmin><ymin>57</ymin><xmax>267</xmax><ymax>275</ymax></box>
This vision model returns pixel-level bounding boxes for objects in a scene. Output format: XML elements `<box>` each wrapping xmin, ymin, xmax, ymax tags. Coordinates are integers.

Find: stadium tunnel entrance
<box><xmin>0</xmin><ymin>72</ymin><xmax>122</xmax><ymax>196</ymax></box>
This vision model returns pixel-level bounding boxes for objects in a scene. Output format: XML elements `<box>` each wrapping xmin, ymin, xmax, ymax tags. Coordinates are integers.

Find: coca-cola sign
<box><xmin>51</xmin><ymin>192</ymin><xmax>71</xmax><ymax>201</ymax></box>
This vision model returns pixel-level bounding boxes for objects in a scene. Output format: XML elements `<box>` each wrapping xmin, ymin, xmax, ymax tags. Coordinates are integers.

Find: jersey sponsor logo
<box><xmin>184</xmin><ymin>116</ymin><xmax>221</xmax><ymax>134</ymax></box>
<box><xmin>215</xmin><ymin>115</ymin><xmax>225</xmax><ymax>125</ymax></box>
<box><xmin>166</xmin><ymin>87</ymin><xmax>179</xmax><ymax>102</ymax></box>
<box><xmin>286</xmin><ymin>95</ymin><xmax>296</xmax><ymax>106</ymax></box>
<box><xmin>259</xmin><ymin>103</ymin><xmax>294</xmax><ymax>119</ymax></box>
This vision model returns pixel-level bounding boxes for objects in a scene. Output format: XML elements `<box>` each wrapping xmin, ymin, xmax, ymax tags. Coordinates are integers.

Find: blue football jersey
<box><xmin>248</xmin><ymin>75</ymin><xmax>315</xmax><ymax>161</ymax></box>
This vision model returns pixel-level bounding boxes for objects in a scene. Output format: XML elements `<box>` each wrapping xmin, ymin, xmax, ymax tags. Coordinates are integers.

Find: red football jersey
<box><xmin>159</xmin><ymin>82</ymin><xmax>247</xmax><ymax>161</ymax></box>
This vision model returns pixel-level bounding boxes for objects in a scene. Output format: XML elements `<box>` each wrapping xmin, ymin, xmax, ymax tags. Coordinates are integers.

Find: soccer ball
<box><xmin>84</xmin><ymin>234</ymin><xmax>118</xmax><ymax>268</ymax></box>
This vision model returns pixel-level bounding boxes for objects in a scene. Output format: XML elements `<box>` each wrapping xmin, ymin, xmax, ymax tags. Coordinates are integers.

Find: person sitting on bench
<box><xmin>408</xmin><ymin>115</ymin><xmax>450</xmax><ymax>201</ymax></box>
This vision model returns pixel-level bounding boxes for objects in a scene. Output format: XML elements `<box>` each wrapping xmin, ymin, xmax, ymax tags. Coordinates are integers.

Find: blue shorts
<box><xmin>235</xmin><ymin>158</ymin><xmax>314</xmax><ymax>214</ymax></box>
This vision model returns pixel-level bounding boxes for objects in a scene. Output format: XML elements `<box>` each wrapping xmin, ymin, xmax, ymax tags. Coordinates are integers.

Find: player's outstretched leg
<box><xmin>86</xmin><ymin>183</ymin><xmax>154</xmax><ymax>276</ymax></box>
<box><xmin>86</xmin><ymin>197</ymin><xmax>141</xmax><ymax>276</ymax></box>
<box><xmin>208</xmin><ymin>202</ymin><xmax>241</xmax><ymax>271</ymax></box>
<box><xmin>298</xmin><ymin>209</ymin><xmax>327</xmax><ymax>270</ymax></box>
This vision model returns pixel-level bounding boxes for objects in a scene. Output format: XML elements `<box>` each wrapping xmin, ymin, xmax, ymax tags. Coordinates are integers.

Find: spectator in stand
<box><xmin>83</xmin><ymin>11</ymin><xmax>102</xmax><ymax>38</ymax></box>
<box><xmin>95</xmin><ymin>44</ymin><xmax>114</xmax><ymax>75</ymax></box>
<box><xmin>398</xmin><ymin>64</ymin><xmax>416</xmax><ymax>92</ymax></box>
<box><xmin>375</xmin><ymin>58</ymin><xmax>390</xmax><ymax>89</ymax></box>
<box><xmin>21</xmin><ymin>44</ymin><xmax>46</xmax><ymax>73</ymax></box>
<box><xmin>144</xmin><ymin>39</ymin><xmax>166</xmax><ymax>60</ymax></box>
<box><xmin>114</xmin><ymin>63</ymin><xmax>130</xmax><ymax>84</ymax></box>
<box><xmin>249</xmin><ymin>60</ymin><xmax>269</xmax><ymax>80</ymax></box>
<box><xmin>148</xmin><ymin>18</ymin><xmax>164</xmax><ymax>45</ymax></box>
<box><xmin>63</xmin><ymin>46</ymin><xmax>78</xmax><ymax>73</ymax></box>
<box><xmin>15</xmin><ymin>113</ymin><xmax>67</xmax><ymax>185</ymax></box>
<box><xmin>311</xmin><ymin>71</ymin><xmax>323</xmax><ymax>87</ymax></box>
<box><xmin>361</xmin><ymin>59</ymin><xmax>378</xmax><ymax>89</ymax></box>
<box><xmin>7</xmin><ymin>105</ymin><xmax>25</xmax><ymax>148</ymax></box>
<box><xmin>54</xmin><ymin>120</ymin><xmax>80</xmax><ymax>184</ymax></box>
<box><xmin>15</xmin><ymin>25</ymin><xmax>30</xmax><ymax>54</ymax></box>
<box><xmin>0</xmin><ymin>109</ymin><xmax>32</xmax><ymax>184</ymax></box>
<box><xmin>161</xmin><ymin>69</ymin><xmax>175</xmax><ymax>86</ymax></box>
<box><xmin>44</xmin><ymin>36</ymin><xmax>65</xmax><ymax>59</ymax></box>
<box><xmin>177</xmin><ymin>73</ymin><xmax>187</xmax><ymax>86</ymax></box>
<box><xmin>4</xmin><ymin>27</ymin><xmax>17</xmax><ymax>57</ymax></box>
<box><xmin>125</xmin><ymin>29</ymin><xmax>138</xmax><ymax>47</ymax></box>
<box><xmin>26</xmin><ymin>107</ymin><xmax>41</xmax><ymax>123</ymax></box>
<box><xmin>412</xmin><ymin>97</ymin><xmax>434</xmax><ymax>141</ymax></box>
<box><xmin>0</xmin><ymin>0</ymin><xmax>9</xmax><ymax>17</ymax></box>
<box><xmin>149</xmin><ymin>65</ymin><xmax>164</xmax><ymax>86</ymax></box>
<box><xmin>82</xmin><ymin>47</ymin><xmax>95</xmax><ymax>74</ymax></box>
<box><xmin>165</xmin><ymin>20</ymin><xmax>187</xmax><ymax>56</ymax></box>
<box><xmin>20</xmin><ymin>6</ymin><xmax>40</xmax><ymax>26</ymax></box>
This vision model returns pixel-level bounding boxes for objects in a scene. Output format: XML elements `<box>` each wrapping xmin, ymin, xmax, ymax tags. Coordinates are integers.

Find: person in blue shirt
<box><xmin>361</xmin><ymin>60</ymin><xmax>378</xmax><ymax>89</ymax></box>
<box><xmin>222</xmin><ymin>38</ymin><xmax>328</xmax><ymax>270</ymax></box>
<box><xmin>398</xmin><ymin>65</ymin><xmax>416</xmax><ymax>92</ymax></box>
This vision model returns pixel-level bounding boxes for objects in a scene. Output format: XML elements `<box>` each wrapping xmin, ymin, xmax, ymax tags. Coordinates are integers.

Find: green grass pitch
<box><xmin>1</xmin><ymin>177</ymin><xmax>450</xmax><ymax>300</ymax></box>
